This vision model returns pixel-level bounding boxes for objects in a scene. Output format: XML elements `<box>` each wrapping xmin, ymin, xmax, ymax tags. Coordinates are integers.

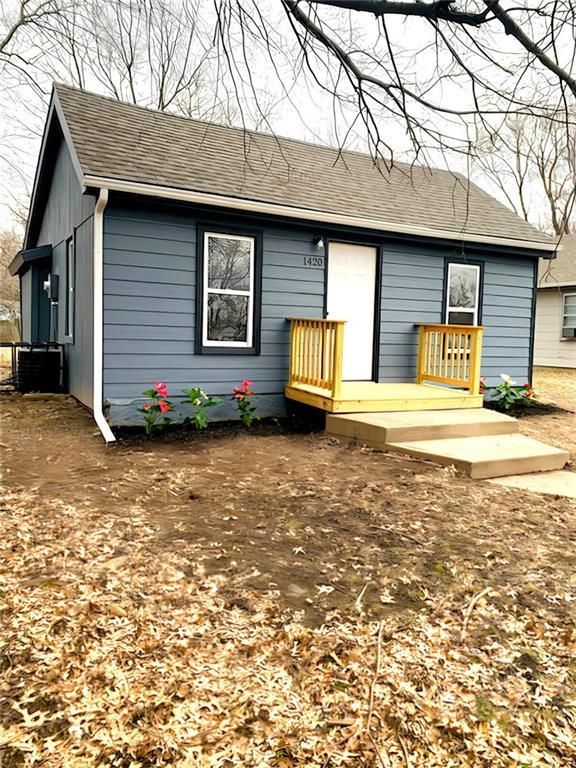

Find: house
<box><xmin>534</xmin><ymin>234</ymin><xmax>576</xmax><ymax>368</ymax></box>
<box><xmin>11</xmin><ymin>84</ymin><xmax>556</xmax><ymax>443</ymax></box>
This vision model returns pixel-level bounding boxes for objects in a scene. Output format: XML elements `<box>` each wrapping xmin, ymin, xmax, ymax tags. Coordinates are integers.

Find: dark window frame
<box><xmin>442</xmin><ymin>257</ymin><xmax>484</xmax><ymax>326</ymax></box>
<box><xmin>195</xmin><ymin>223</ymin><xmax>263</xmax><ymax>355</ymax></box>
<box><xmin>64</xmin><ymin>234</ymin><xmax>75</xmax><ymax>342</ymax></box>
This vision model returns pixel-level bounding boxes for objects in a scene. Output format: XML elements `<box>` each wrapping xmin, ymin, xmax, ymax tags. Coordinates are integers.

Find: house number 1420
<box><xmin>303</xmin><ymin>256</ymin><xmax>324</xmax><ymax>267</ymax></box>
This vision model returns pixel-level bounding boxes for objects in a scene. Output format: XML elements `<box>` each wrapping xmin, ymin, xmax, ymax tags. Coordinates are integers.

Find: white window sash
<box><xmin>446</xmin><ymin>264</ymin><xmax>480</xmax><ymax>325</ymax></box>
<box><xmin>66</xmin><ymin>238</ymin><xmax>74</xmax><ymax>339</ymax></box>
<box><xmin>202</xmin><ymin>232</ymin><xmax>254</xmax><ymax>348</ymax></box>
<box><xmin>562</xmin><ymin>293</ymin><xmax>576</xmax><ymax>338</ymax></box>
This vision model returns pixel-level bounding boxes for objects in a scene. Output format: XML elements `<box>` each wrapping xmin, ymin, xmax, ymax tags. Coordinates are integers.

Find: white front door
<box><xmin>327</xmin><ymin>242</ymin><xmax>377</xmax><ymax>381</ymax></box>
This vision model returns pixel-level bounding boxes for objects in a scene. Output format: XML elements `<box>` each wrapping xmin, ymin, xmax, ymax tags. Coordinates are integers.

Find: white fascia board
<box><xmin>538</xmin><ymin>282</ymin><xmax>576</xmax><ymax>289</ymax></box>
<box><xmin>83</xmin><ymin>175</ymin><xmax>557</xmax><ymax>253</ymax></box>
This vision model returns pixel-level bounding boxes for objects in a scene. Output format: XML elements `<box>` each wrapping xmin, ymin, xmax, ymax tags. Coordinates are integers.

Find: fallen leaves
<box><xmin>1</xmin><ymin>485</ymin><xmax>575</xmax><ymax>768</ymax></box>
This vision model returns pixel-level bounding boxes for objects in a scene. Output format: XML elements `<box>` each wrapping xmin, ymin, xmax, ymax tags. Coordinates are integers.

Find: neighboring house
<box><xmin>534</xmin><ymin>234</ymin><xmax>576</xmax><ymax>368</ymax></box>
<box><xmin>10</xmin><ymin>84</ymin><xmax>556</xmax><ymax>441</ymax></box>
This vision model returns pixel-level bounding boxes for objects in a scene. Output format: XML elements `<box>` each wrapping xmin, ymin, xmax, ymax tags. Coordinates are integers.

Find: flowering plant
<box><xmin>483</xmin><ymin>373</ymin><xmax>536</xmax><ymax>412</ymax></box>
<box><xmin>181</xmin><ymin>387</ymin><xmax>222</xmax><ymax>429</ymax></box>
<box><xmin>232</xmin><ymin>379</ymin><xmax>258</xmax><ymax>427</ymax></box>
<box><xmin>139</xmin><ymin>381</ymin><xmax>174</xmax><ymax>435</ymax></box>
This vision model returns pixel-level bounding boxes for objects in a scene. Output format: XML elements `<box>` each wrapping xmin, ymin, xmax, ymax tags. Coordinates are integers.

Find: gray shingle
<box><xmin>54</xmin><ymin>83</ymin><xmax>552</xmax><ymax>247</ymax></box>
<box><xmin>539</xmin><ymin>235</ymin><xmax>576</xmax><ymax>285</ymax></box>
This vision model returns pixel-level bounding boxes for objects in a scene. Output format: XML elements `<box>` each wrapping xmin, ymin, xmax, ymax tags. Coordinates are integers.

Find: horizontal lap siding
<box><xmin>378</xmin><ymin>245</ymin><xmax>536</xmax><ymax>385</ymax></box>
<box><xmin>103</xmin><ymin>204</ymin><xmax>537</xmax><ymax>422</ymax></box>
<box><xmin>534</xmin><ymin>290</ymin><xmax>576</xmax><ymax>368</ymax></box>
<box><xmin>378</xmin><ymin>245</ymin><xmax>444</xmax><ymax>381</ymax></box>
<box><xmin>103</xmin><ymin>207</ymin><xmax>324</xmax><ymax>409</ymax></box>
<box><xmin>482</xmin><ymin>258</ymin><xmax>534</xmax><ymax>384</ymax></box>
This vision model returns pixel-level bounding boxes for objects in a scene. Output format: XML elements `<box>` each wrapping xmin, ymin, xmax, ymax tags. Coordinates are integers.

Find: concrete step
<box><xmin>388</xmin><ymin>434</ymin><xmax>569</xmax><ymax>479</ymax></box>
<box><xmin>326</xmin><ymin>408</ymin><xmax>518</xmax><ymax>445</ymax></box>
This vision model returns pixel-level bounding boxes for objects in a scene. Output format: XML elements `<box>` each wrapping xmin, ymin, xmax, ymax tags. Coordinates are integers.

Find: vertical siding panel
<box><xmin>34</xmin><ymin>138</ymin><xmax>95</xmax><ymax>407</ymax></box>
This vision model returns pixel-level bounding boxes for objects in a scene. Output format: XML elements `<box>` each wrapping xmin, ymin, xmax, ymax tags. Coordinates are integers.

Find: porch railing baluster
<box><xmin>415</xmin><ymin>323</ymin><xmax>484</xmax><ymax>395</ymax></box>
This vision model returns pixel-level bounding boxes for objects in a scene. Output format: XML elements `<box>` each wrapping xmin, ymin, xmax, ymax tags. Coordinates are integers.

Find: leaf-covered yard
<box><xmin>1</xmin><ymin>393</ymin><xmax>575</xmax><ymax>767</ymax></box>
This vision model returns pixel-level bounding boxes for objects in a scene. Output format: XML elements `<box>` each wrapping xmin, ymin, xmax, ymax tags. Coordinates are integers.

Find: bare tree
<box><xmin>212</xmin><ymin>1</ymin><xmax>576</xmax><ymax>167</ymax></box>
<box><xmin>474</xmin><ymin>110</ymin><xmax>576</xmax><ymax>235</ymax></box>
<box><xmin>3</xmin><ymin>0</ymin><xmax>576</xmax><ymax>235</ymax></box>
<box><xmin>0</xmin><ymin>229</ymin><xmax>21</xmax><ymax>340</ymax></box>
<box><xmin>0</xmin><ymin>0</ymin><xmax>65</xmax><ymax>58</ymax></box>
<box><xmin>45</xmin><ymin>0</ymin><xmax>214</xmax><ymax>112</ymax></box>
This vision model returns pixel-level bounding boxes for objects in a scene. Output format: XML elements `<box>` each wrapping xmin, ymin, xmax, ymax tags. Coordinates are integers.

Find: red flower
<box><xmin>154</xmin><ymin>381</ymin><xmax>168</xmax><ymax>398</ymax></box>
<box><xmin>241</xmin><ymin>379</ymin><xmax>253</xmax><ymax>387</ymax></box>
<box><xmin>158</xmin><ymin>400</ymin><xmax>171</xmax><ymax>413</ymax></box>
<box><xmin>233</xmin><ymin>393</ymin><xmax>243</xmax><ymax>399</ymax></box>
<box><xmin>143</xmin><ymin>403</ymin><xmax>151</xmax><ymax>411</ymax></box>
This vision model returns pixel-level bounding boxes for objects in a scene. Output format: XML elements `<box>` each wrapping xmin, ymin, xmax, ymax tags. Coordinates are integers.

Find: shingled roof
<box><xmin>539</xmin><ymin>234</ymin><xmax>576</xmax><ymax>286</ymax></box>
<box><xmin>50</xmin><ymin>83</ymin><xmax>552</xmax><ymax>249</ymax></box>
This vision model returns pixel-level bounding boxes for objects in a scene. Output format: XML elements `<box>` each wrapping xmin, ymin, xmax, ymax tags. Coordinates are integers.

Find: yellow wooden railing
<box><xmin>416</xmin><ymin>323</ymin><xmax>484</xmax><ymax>395</ymax></box>
<box><xmin>287</xmin><ymin>317</ymin><xmax>346</xmax><ymax>398</ymax></box>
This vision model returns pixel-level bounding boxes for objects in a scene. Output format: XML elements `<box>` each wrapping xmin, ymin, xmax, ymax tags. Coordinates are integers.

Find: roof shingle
<box><xmin>539</xmin><ymin>235</ymin><xmax>576</xmax><ymax>286</ymax></box>
<box><xmin>54</xmin><ymin>83</ymin><xmax>552</xmax><ymax>248</ymax></box>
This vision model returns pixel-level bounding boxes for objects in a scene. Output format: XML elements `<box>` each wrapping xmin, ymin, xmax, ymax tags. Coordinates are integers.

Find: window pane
<box><xmin>207</xmin><ymin>293</ymin><xmax>249</xmax><ymax>342</ymax></box>
<box><xmin>449</xmin><ymin>265</ymin><xmax>478</xmax><ymax>309</ymax></box>
<box><xmin>66</xmin><ymin>239</ymin><xmax>74</xmax><ymax>337</ymax></box>
<box><xmin>564</xmin><ymin>295</ymin><xmax>576</xmax><ymax>310</ymax></box>
<box><xmin>562</xmin><ymin>326</ymin><xmax>576</xmax><ymax>337</ymax></box>
<box><xmin>448</xmin><ymin>310</ymin><xmax>474</xmax><ymax>325</ymax></box>
<box><xmin>208</xmin><ymin>236</ymin><xmax>251</xmax><ymax>291</ymax></box>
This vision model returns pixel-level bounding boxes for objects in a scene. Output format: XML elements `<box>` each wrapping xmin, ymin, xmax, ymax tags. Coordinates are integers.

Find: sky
<box><xmin>0</xmin><ymin>0</ymin><xmax>572</xmax><ymax>234</ymax></box>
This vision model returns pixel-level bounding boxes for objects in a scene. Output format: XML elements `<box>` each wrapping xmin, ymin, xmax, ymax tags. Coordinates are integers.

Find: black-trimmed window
<box><xmin>445</xmin><ymin>261</ymin><xmax>482</xmax><ymax>325</ymax></box>
<box><xmin>196</xmin><ymin>226</ymin><xmax>262</xmax><ymax>354</ymax></box>
<box><xmin>65</xmin><ymin>235</ymin><xmax>75</xmax><ymax>340</ymax></box>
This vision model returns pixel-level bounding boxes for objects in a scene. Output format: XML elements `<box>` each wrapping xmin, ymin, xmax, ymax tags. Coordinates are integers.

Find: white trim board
<box><xmin>83</xmin><ymin>175</ymin><xmax>556</xmax><ymax>253</ymax></box>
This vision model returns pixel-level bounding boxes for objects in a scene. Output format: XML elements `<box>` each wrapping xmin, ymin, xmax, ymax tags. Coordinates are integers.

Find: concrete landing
<box><xmin>326</xmin><ymin>409</ymin><xmax>569</xmax><ymax>479</ymax></box>
<box><xmin>488</xmin><ymin>471</ymin><xmax>576</xmax><ymax>498</ymax></box>
<box><xmin>389</xmin><ymin>434</ymin><xmax>568</xmax><ymax>479</ymax></box>
<box><xmin>326</xmin><ymin>408</ymin><xmax>517</xmax><ymax>444</ymax></box>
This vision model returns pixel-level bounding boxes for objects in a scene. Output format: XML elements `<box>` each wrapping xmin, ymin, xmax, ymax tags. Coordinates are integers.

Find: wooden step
<box><xmin>326</xmin><ymin>408</ymin><xmax>518</xmax><ymax>445</ymax></box>
<box><xmin>387</xmin><ymin>434</ymin><xmax>568</xmax><ymax>479</ymax></box>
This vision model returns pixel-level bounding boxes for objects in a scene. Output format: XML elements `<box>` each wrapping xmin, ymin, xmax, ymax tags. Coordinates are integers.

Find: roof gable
<box><xmin>24</xmin><ymin>92</ymin><xmax>84</xmax><ymax>249</ymax></box>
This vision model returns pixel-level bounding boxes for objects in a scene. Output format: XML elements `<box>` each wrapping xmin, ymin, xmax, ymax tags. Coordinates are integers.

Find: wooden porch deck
<box><xmin>285</xmin><ymin>381</ymin><xmax>483</xmax><ymax>413</ymax></box>
<box><xmin>285</xmin><ymin>318</ymin><xmax>485</xmax><ymax>414</ymax></box>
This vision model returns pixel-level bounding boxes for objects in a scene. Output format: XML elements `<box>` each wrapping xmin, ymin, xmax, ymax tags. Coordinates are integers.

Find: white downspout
<box><xmin>93</xmin><ymin>188</ymin><xmax>116</xmax><ymax>443</ymax></box>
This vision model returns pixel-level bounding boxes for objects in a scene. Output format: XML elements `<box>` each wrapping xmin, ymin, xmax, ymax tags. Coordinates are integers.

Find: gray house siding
<box><xmin>378</xmin><ymin>245</ymin><xmax>535</xmax><ymax>385</ymax></box>
<box><xmin>102</xmin><ymin>202</ymin><xmax>538</xmax><ymax>426</ymax></box>
<box><xmin>34</xmin><ymin>138</ymin><xmax>95</xmax><ymax>407</ymax></box>
<box><xmin>102</xmin><ymin>205</ymin><xmax>324</xmax><ymax>424</ymax></box>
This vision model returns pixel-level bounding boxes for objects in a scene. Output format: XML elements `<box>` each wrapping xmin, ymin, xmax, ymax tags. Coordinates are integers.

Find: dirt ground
<box><xmin>1</xmin><ymin>387</ymin><xmax>575</xmax><ymax>766</ymax></box>
<box><xmin>522</xmin><ymin>368</ymin><xmax>576</xmax><ymax>463</ymax></box>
